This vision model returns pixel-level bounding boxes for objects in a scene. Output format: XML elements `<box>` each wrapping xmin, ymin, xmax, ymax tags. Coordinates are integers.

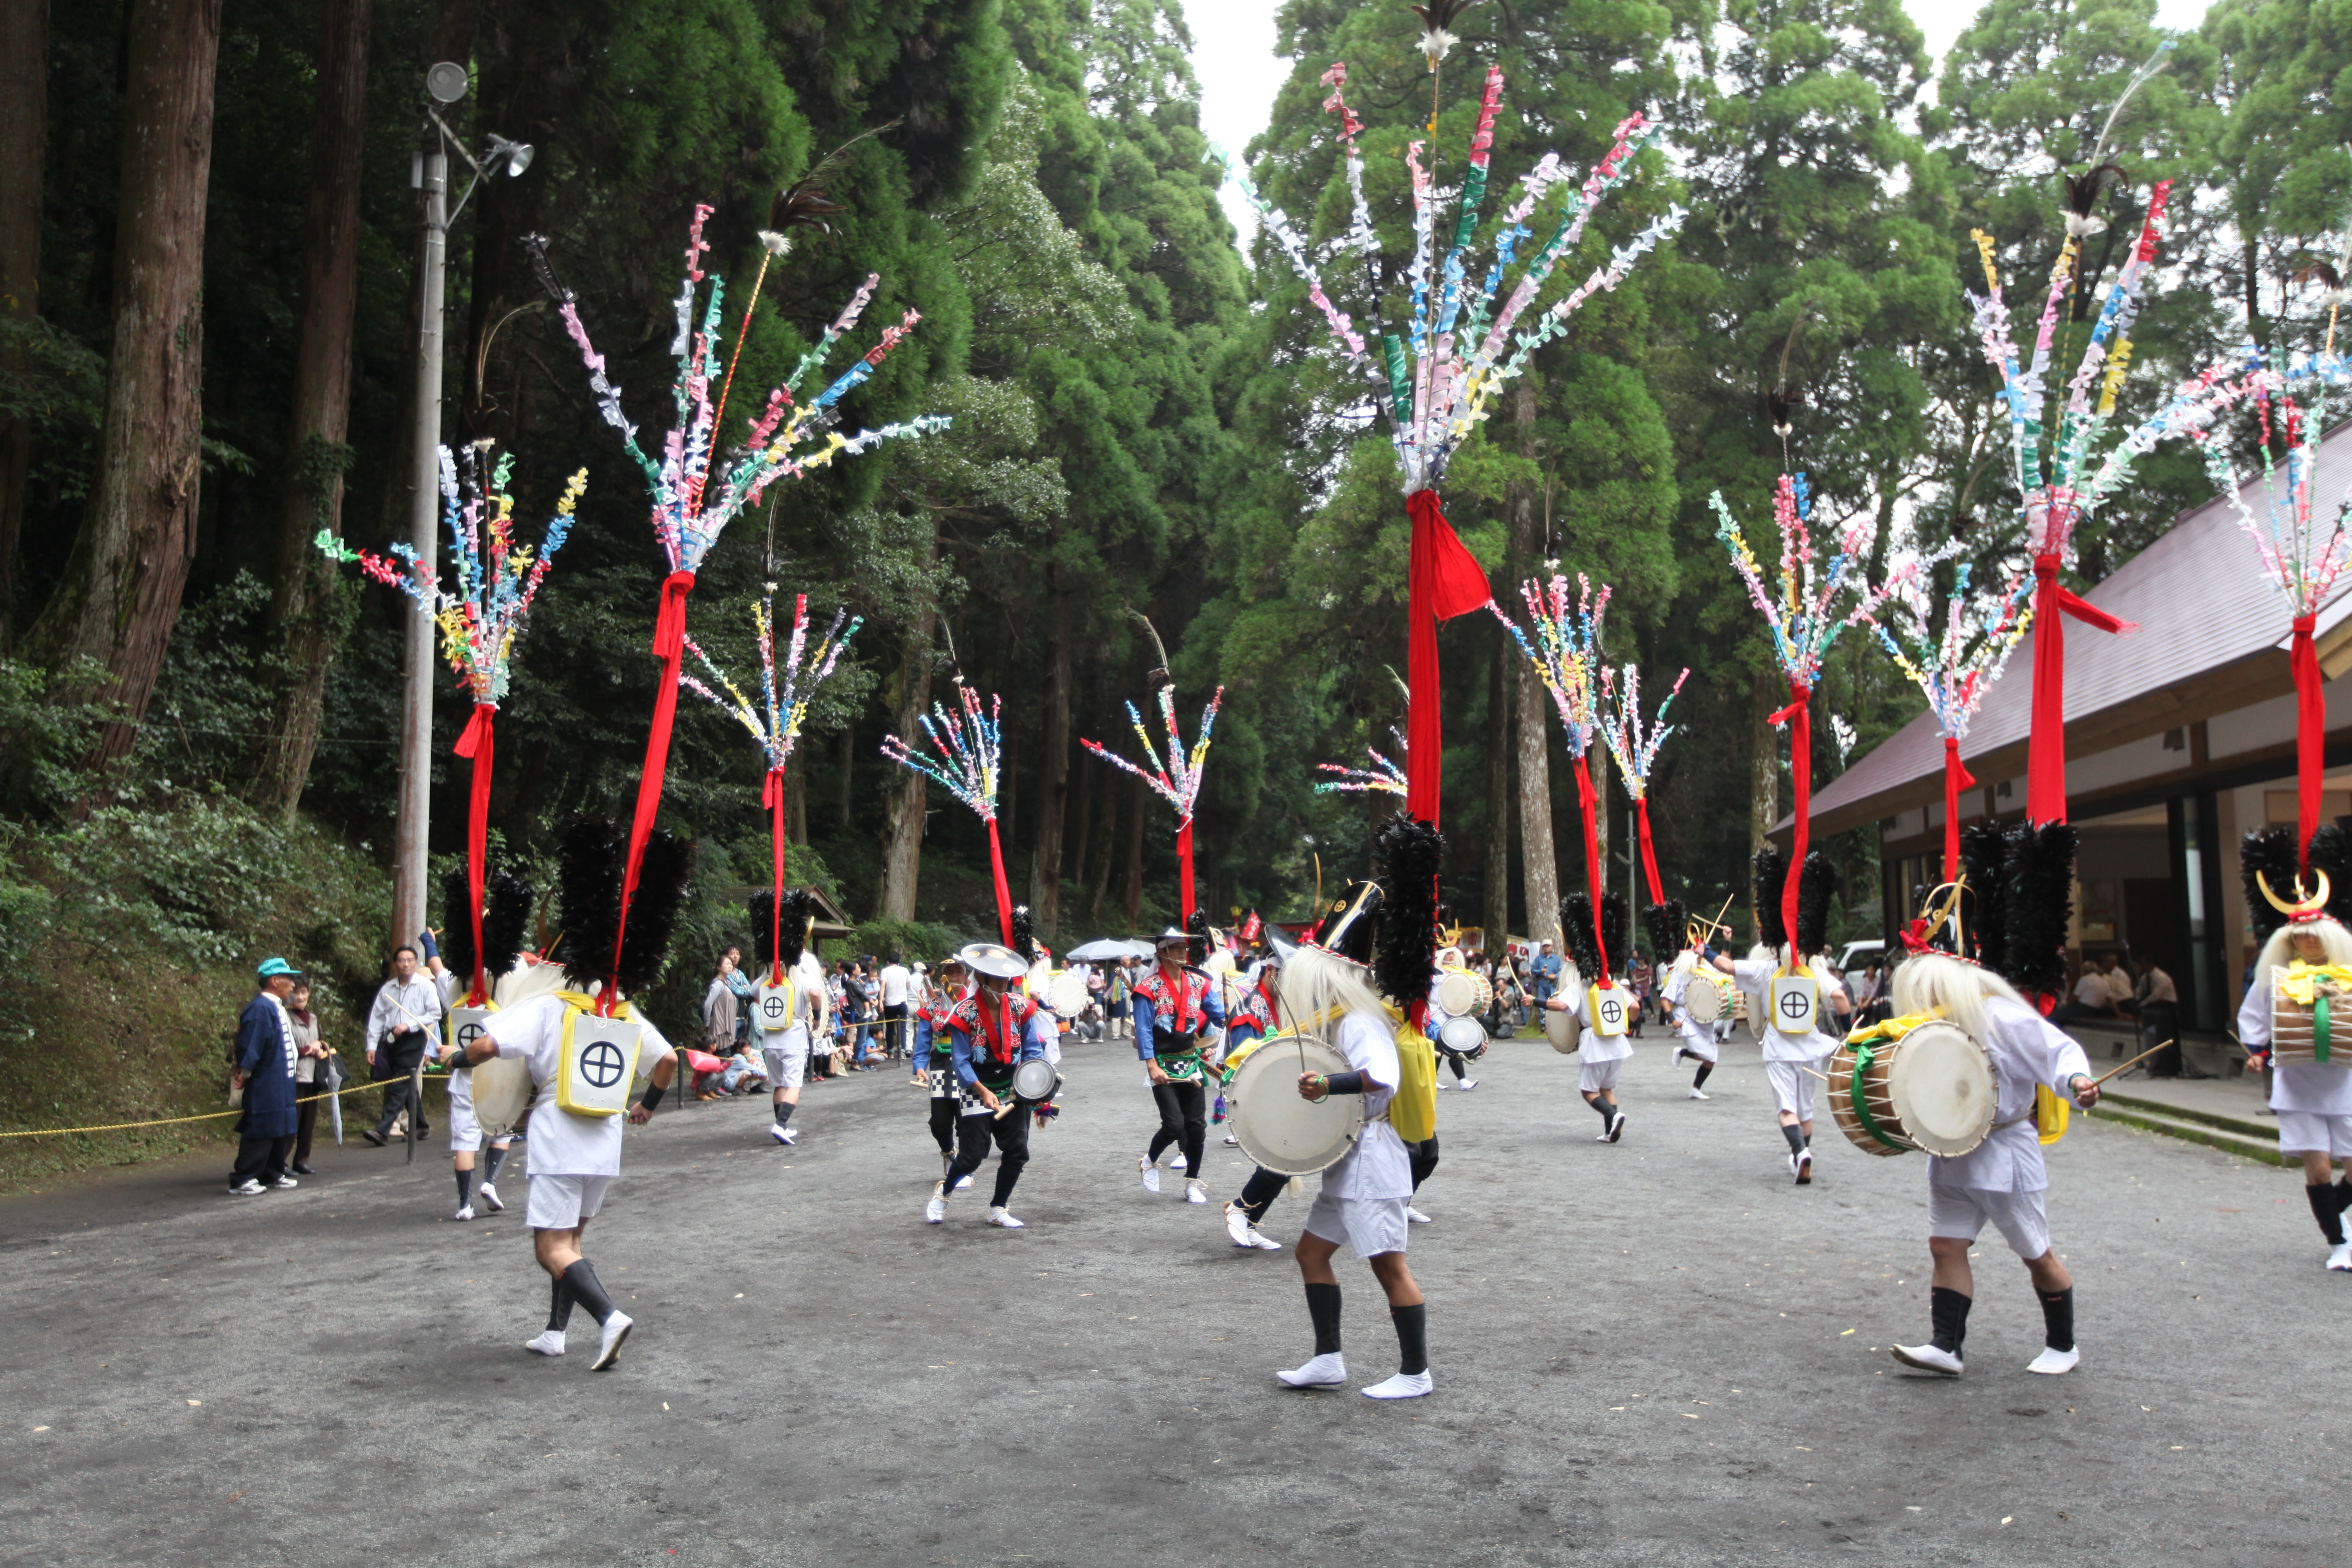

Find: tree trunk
<box><xmin>256</xmin><ymin>0</ymin><xmax>371</xmax><ymax>817</ymax></box>
<box><xmin>878</xmin><ymin>601</ymin><xmax>936</xmax><ymax>922</ymax></box>
<box><xmin>788</xmin><ymin>753</ymin><xmax>808</xmax><ymax>846</ymax></box>
<box><xmin>1748</xmin><ymin>667</ymin><xmax>1779</xmax><ymax>944</ymax></box>
<box><xmin>1068</xmin><ymin>736</ymin><xmax>1096</xmax><ymax>913</ymax></box>
<box><xmin>836</xmin><ymin>721</ymin><xmax>854</xmax><ymax>833</ymax></box>
<box><xmin>1120</xmin><ymin>771</ymin><xmax>1145</xmax><ymax>933</ymax></box>
<box><xmin>1028</xmin><ymin>562</ymin><xmax>1070</xmax><ymax>940</ymax></box>
<box><xmin>0</xmin><ymin>0</ymin><xmax>48</xmax><ymax>652</ymax></box>
<box><xmin>1087</xmin><ymin>767</ymin><xmax>1118</xmax><ymax>926</ymax></box>
<box><xmin>1508</xmin><ymin>382</ymin><xmax>1560</xmax><ymax>944</ymax></box>
<box><xmin>1482</xmin><ymin>616</ymin><xmax>1511</xmax><ymax>944</ymax></box>
<box><xmin>24</xmin><ymin>0</ymin><xmax>225</xmax><ymax>778</ymax></box>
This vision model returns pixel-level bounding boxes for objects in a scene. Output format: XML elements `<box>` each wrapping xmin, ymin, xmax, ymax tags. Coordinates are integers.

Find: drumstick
<box><xmin>2083</xmin><ymin>1040</ymin><xmax>2174</xmax><ymax>1090</ymax></box>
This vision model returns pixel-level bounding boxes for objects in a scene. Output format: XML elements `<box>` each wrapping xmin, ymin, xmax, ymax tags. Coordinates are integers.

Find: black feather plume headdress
<box><xmin>556</xmin><ymin>816</ymin><xmax>694</xmax><ymax>998</ymax></box>
<box><xmin>2001</xmin><ymin>821</ymin><xmax>2077</xmax><ymax>1003</ymax></box>
<box><xmin>1372</xmin><ymin>814</ymin><xmax>1445</xmax><ymax>1009</ymax></box>
<box><xmin>1409</xmin><ymin>0</ymin><xmax>1482</xmax><ymax>62</ymax></box>
<box><xmin>1184</xmin><ymin>908</ymin><xmax>1209</xmax><ymax>969</ymax></box>
<box><xmin>1642</xmin><ymin>896</ymin><xmax>1687</xmax><ymax>963</ymax></box>
<box><xmin>1011</xmin><ymin>905</ymin><xmax>1039</xmax><ymax>965</ymax></box>
<box><xmin>1795</xmin><ymin>852</ymin><xmax>1839</xmax><ymax>959</ymax></box>
<box><xmin>2243</xmin><ymin>823</ymin><xmax>2300</xmax><ymax>949</ymax></box>
<box><xmin>1752</xmin><ymin>847</ymin><xmax>1787</xmax><ymax>952</ymax></box>
<box><xmin>1559</xmin><ymin>892</ymin><xmax>1601</xmax><ymax>984</ymax></box>
<box><xmin>1957</xmin><ymin>820</ymin><xmax>2010</xmax><ymax>967</ymax></box>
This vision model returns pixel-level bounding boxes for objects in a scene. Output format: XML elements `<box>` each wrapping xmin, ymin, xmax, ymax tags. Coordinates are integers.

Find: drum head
<box><xmin>1437</xmin><ymin>1015</ymin><xmax>1488</xmax><ymax>1056</ymax></box>
<box><xmin>1011</xmin><ymin>1057</ymin><xmax>1058</xmax><ymax>1102</ymax></box>
<box><xmin>1228</xmin><ymin>1033</ymin><xmax>1362</xmax><ymax>1176</ymax></box>
<box><xmin>1047</xmin><ymin>972</ymin><xmax>1088</xmax><ymax>1017</ymax></box>
<box><xmin>1884</xmin><ymin>1020</ymin><xmax>1997</xmax><ymax>1157</ymax></box>
<box><xmin>468</xmin><ymin>1054</ymin><xmax>533</xmax><ymax>1137</ymax></box>
<box><xmin>1683</xmin><ymin>973</ymin><xmax>1722</xmax><ymax>1024</ymax></box>
<box><xmin>1544</xmin><ymin>1002</ymin><xmax>1580</xmax><ymax>1055</ymax></box>
<box><xmin>1435</xmin><ymin>971</ymin><xmax>1480</xmax><ymax>1018</ymax></box>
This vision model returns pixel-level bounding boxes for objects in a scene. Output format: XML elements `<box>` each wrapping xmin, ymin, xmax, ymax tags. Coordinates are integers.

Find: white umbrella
<box><xmin>1066</xmin><ymin>937</ymin><xmax>1153</xmax><ymax>962</ymax></box>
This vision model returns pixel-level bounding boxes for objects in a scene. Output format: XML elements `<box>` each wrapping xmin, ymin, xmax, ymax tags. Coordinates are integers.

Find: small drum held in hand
<box><xmin>468</xmin><ymin>1054</ymin><xmax>533</xmax><ymax>1137</ymax></box>
<box><xmin>1045</xmin><ymin>971</ymin><xmax>1088</xmax><ymax>1019</ymax></box>
<box><xmin>1434</xmin><ymin>969</ymin><xmax>1483</xmax><ymax>1019</ymax></box>
<box><xmin>1543</xmin><ymin>998</ymin><xmax>1580</xmax><ymax>1055</ymax></box>
<box><xmin>1681</xmin><ymin>970</ymin><xmax>1723</xmax><ymax>1025</ymax></box>
<box><xmin>1828</xmin><ymin>1018</ymin><xmax>1996</xmax><ymax>1158</ymax></box>
<box><xmin>1226</xmin><ymin>1032</ymin><xmax>1363</xmax><ymax>1176</ymax></box>
<box><xmin>1010</xmin><ymin>1056</ymin><xmax>1060</xmax><ymax>1104</ymax></box>
<box><xmin>1436</xmin><ymin>1014</ymin><xmax>1488</xmax><ymax>1060</ymax></box>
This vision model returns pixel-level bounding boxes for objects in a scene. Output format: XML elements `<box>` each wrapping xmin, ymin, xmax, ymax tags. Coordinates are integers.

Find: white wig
<box><xmin>493</xmin><ymin>952</ymin><xmax>571</xmax><ymax>1008</ymax></box>
<box><xmin>1274</xmin><ymin>945</ymin><xmax>1388</xmax><ymax>1037</ymax></box>
<box><xmin>2254</xmin><ymin>917</ymin><xmax>2352</xmax><ymax>986</ymax></box>
<box><xmin>1890</xmin><ymin>952</ymin><xmax>2030</xmax><ymax>1046</ymax></box>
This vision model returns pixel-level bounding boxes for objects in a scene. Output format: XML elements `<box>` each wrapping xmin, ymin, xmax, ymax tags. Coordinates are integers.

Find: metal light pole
<box><xmin>391</xmin><ymin>63</ymin><xmax>530</xmax><ymax>953</ymax></box>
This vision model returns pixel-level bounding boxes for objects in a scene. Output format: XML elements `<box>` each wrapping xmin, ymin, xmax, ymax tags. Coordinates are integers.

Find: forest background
<box><xmin>0</xmin><ymin>0</ymin><xmax>2344</xmax><ymax>1171</ymax></box>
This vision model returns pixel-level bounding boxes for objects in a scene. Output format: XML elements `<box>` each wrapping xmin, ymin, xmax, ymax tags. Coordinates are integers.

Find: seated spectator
<box><xmin>2051</xmin><ymin>961</ymin><xmax>2118</xmax><ymax>1028</ymax></box>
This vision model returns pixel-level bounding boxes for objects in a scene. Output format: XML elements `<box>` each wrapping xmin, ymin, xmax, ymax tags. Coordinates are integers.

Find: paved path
<box><xmin>2</xmin><ymin>1034</ymin><xmax>2343</xmax><ymax>1566</ymax></box>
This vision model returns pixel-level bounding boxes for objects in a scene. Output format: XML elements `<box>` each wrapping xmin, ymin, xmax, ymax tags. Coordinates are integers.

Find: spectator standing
<box><xmin>230</xmin><ymin>958</ymin><xmax>304</xmax><ymax>1194</ymax></box>
<box><xmin>703</xmin><ymin>954</ymin><xmax>741</xmax><ymax>1051</ymax></box>
<box><xmin>1109</xmin><ymin>960</ymin><xmax>1133</xmax><ymax>1039</ymax></box>
<box><xmin>2050</xmin><ymin>961</ymin><xmax>2117</xmax><ymax>1029</ymax></box>
<box><xmin>286</xmin><ymin>979</ymin><xmax>332</xmax><ymax>1175</ymax></box>
<box><xmin>879</xmin><ymin>953</ymin><xmax>911</xmax><ymax>1060</ymax></box>
<box><xmin>362</xmin><ymin>944</ymin><xmax>444</xmax><ymax>1146</ymax></box>
<box><xmin>723</xmin><ymin>945</ymin><xmax>756</xmax><ymax>1048</ymax></box>
<box><xmin>2135</xmin><ymin>956</ymin><xmax>2183</xmax><ymax>1077</ymax></box>
<box><xmin>1528</xmin><ymin>940</ymin><xmax>1563</xmax><ymax>1008</ymax></box>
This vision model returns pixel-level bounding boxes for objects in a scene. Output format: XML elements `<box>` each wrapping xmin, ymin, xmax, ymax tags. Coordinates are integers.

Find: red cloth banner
<box><xmin>453</xmin><ymin>703</ymin><xmax>496</xmax><ymax>1004</ymax></box>
<box><xmin>1403</xmin><ymin>488</ymin><xmax>1496</xmax><ymax>827</ymax></box>
<box><xmin>609</xmin><ymin>570</ymin><xmax>697</xmax><ymax>1008</ymax></box>
<box><xmin>2294</xmin><ymin>613</ymin><xmax>2324</xmax><ymax>872</ymax></box>
<box><xmin>1572</xmin><ymin>754</ymin><xmax>1611</xmax><ymax>981</ymax></box>
<box><xmin>2026</xmin><ymin>554</ymin><xmax>2133</xmax><ymax>826</ymax></box>
<box><xmin>985</xmin><ymin>818</ymin><xmax>1015</xmax><ymax>946</ymax></box>
<box><xmin>1636</xmin><ymin>797</ymin><xmax>1663</xmax><ymax>908</ymax></box>
<box><xmin>763</xmin><ymin>766</ymin><xmax>789</xmax><ymax>983</ymax></box>
<box><xmin>1942</xmin><ymin>736</ymin><xmax>1976</xmax><ymax>885</ymax></box>
<box><xmin>1177</xmin><ymin>818</ymin><xmax>1196</xmax><ymax>924</ymax></box>
<box><xmin>1769</xmin><ymin>682</ymin><xmax>1812</xmax><ymax>956</ymax></box>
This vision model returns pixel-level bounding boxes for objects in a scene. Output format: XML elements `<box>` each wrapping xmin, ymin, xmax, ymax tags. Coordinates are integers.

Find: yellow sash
<box><xmin>1388</xmin><ymin>1006</ymin><xmax>1438</xmax><ymax>1143</ymax></box>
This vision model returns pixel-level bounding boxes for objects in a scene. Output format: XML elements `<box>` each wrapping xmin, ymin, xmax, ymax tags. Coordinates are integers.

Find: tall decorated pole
<box><xmin>1315</xmin><ymin>725</ymin><xmax>1409</xmax><ymax>799</ymax></box>
<box><xmin>318</xmin><ymin>443</ymin><xmax>580</xmax><ymax>1003</ymax></box>
<box><xmin>1860</xmin><ymin>562</ymin><xmax>2031</xmax><ymax>883</ymax></box>
<box><xmin>1712</xmin><ymin>470</ymin><xmax>1904</xmax><ymax>957</ymax></box>
<box><xmin>526</xmin><ymin>205</ymin><xmax>947</xmax><ymax>1007</ymax></box>
<box><xmin>1081</xmin><ymin>685</ymin><xmax>1225</xmax><ymax>923</ymax></box>
<box><xmin>882</xmin><ymin>680</ymin><xmax>1014</xmax><ymax>944</ymax></box>
<box><xmin>2195</xmin><ymin>350</ymin><xmax>2342</xmax><ymax>871</ymax></box>
<box><xmin>682</xmin><ymin>591</ymin><xmax>861</xmax><ymax>981</ymax></box>
<box><xmin>1226</xmin><ymin>10</ymin><xmax>1683</xmax><ymax>834</ymax></box>
<box><xmin>1599</xmin><ymin>660</ymin><xmax>1689</xmax><ymax>906</ymax></box>
<box><xmin>1495</xmin><ymin>572</ymin><xmax>1616</xmax><ymax>977</ymax></box>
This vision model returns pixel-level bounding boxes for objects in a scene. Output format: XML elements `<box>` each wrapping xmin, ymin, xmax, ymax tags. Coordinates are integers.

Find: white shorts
<box><xmin>526</xmin><ymin>1173</ymin><xmax>614</xmax><ymax>1231</ymax></box>
<box><xmin>2275</xmin><ymin>1110</ymin><xmax>2352</xmax><ymax>1159</ymax></box>
<box><xmin>447</xmin><ymin>1085</ymin><xmax>482</xmax><ymax>1153</ymax></box>
<box><xmin>1674</xmin><ymin>1025</ymin><xmax>1718</xmax><ymax>1065</ymax></box>
<box><xmin>1766</xmin><ymin>1060</ymin><xmax>1820</xmax><ymax>1121</ymax></box>
<box><xmin>1927</xmin><ymin>1182</ymin><xmax>2051</xmax><ymax>1259</ymax></box>
<box><xmin>762</xmin><ymin>1043</ymin><xmax>807</xmax><ymax>1091</ymax></box>
<box><xmin>1303</xmin><ymin>1191</ymin><xmax>1409</xmax><ymax>1259</ymax></box>
<box><xmin>1579</xmin><ymin>1057</ymin><xmax>1624</xmax><ymax>1094</ymax></box>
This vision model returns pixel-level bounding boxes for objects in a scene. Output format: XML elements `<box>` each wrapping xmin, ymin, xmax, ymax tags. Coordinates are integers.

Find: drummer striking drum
<box><xmin>1545</xmin><ymin>891</ymin><xmax>1635</xmax><ymax>1142</ymax></box>
<box><xmin>926</xmin><ymin>943</ymin><xmax>1053</xmax><ymax>1230</ymax></box>
<box><xmin>1133</xmin><ymin>926</ymin><xmax>1226</xmax><ymax>1206</ymax></box>
<box><xmin>2233</xmin><ymin>846</ymin><xmax>2352</xmax><ymax>1272</ymax></box>
<box><xmin>913</xmin><ymin>952</ymin><xmax>975</xmax><ymax>1192</ymax></box>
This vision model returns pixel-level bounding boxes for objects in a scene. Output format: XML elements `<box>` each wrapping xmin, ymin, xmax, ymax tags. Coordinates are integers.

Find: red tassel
<box><xmin>457</xmin><ymin>704</ymin><xmax>495</xmax><ymax>1005</ymax></box>
<box><xmin>609</xmin><ymin>571</ymin><xmax>698</xmax><ymax>1008</ymax></box>
<box><xmin>1942</xmin><ymin>736</ymin><xmax>1976</xmax><ymax>884</ymax></box>
<box><xmin>2294</xmin><ymin>613</ymin><xmax>2324</xmax><ymax>872</ymax></box>
<box><xmin>1403</xmin><ymin>488</ymin><xmax>1494</xmax><ymax>827</ymax></box>
<box><xmin>1769</xmin><ymin>681</ymin><xmax>1812</xmax><ymax>957</ymax></box>
<box><xmin>1572</xmin><ymin>754</ymin><xmax>1610</xmax><ymax>981</ymax></box>
<box><xmin>2026</xmin><ymin>554</ymin><xmax>2133</xmax><ymax>826</ymax></box>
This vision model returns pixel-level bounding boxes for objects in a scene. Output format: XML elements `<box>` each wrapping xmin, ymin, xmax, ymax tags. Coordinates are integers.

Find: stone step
<box><xmin>2099</xmin><ymin>1089</ymin><xmax>2278</xmax><ymax>1144</ymax></box>
<box><xmin>2086</xmin><ymin>1098</ymin><xmax>2282</xmax><ymax>1164</ymax></box>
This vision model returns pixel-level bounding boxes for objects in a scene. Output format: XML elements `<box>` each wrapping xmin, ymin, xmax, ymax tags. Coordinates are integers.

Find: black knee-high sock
<box><xmin>547</xmin><ymin>1275</ymin><xmax>575</xmax><ymax>1332</ymax></box>
<box><xmin>773</xmin><ymin>1099</ymin><xmax>794</xmax><ymax>1128</ymax></box>
<box><xmin>2308</xmin><ymin>1183</ymin><xmax>2347</xmax><ymax>1245</ymax></box>
<box><xmin>456</xmin><ymin>1166</ymin><xmax>476</xmax><ymax>1206</ymax></box>
<box><xmin>2037</xmin><ymin>1286</ymin><xmax>2075</xmax><ymax>1352</ymax></box>
<box><xmin>1929</xmin><ymin>1285</ymin><xmax>1972</xmax><ymax>1356</ymax></box>
<box><xmin>2333</xmin><ymin>1176</ymin><xmax>2352</xmax><ymax>1216</ymax></box>
<box><xmin>1390</xmin><ymin>1303</ymin><xmax>1429</xmax><ymax>1376</ymax></box>
<box><xmin>1305</xmin><ymin>1281</ymin><xmax>1343</xmax><ymax>1356</ymax></box>
<box><xmin>1446</xmin><ymin>1054</ymin><xmax>1466</xmax><ymax>1081</ymax></box>
<box><xmin>482</xmin><ymin>1144</ymin><xmax>508</xmax><ymax>1185</ymax></box>
<box><xmin>562</xmin><ymin>1259</ymin><xmax>616</xmax><ymax>1326</ymax></box>
<box><xmin>1692</xmin><ymin>1061</ymin><xmax>1714</xmax><ymax>1089</ymax></box>
<box><xmin>1781</xmin><ymin>1121</ymin><xmax>1807</xmax><ymax>1156</ymax></box>
<box><xmin>1590</xmin><ymin>1095</ymin><xmax>1615</xmax><ymax>1126</ymax></box>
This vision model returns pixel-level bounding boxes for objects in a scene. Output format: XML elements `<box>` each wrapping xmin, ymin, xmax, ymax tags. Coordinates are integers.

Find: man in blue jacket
<box><xmin>230</xmin><ymin>958</ymin><xmax>304</xmax><ymax>1195</ymax></box>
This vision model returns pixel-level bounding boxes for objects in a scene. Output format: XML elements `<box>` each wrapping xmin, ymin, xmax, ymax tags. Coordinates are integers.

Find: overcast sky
<box><xmin>1185</xmin><ymin>0</ymin><xmax>2215</xmax><ymax>239</ymax></box>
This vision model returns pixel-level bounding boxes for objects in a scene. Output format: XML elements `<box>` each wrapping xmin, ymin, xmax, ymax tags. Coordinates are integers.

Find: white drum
<box><xmin>468</xmin><ymin>1054</ymin><xmax>533</xmax><ymax>1137</ymax></box>
<box><xmin>1436</xmin><ymin>1014</ymin><xmax>1488</xmax><ymax>1060</ymax></box>
<box><xmin>1226</xmin><ymin>1032</ymin><xmax>1364</xmax><ymax>1176</ymax></box>
<box><xmin>1543</xmin><ymin>999</ymin><xmax>1580</xmax><ymax>1055</ymax></box>
<box><xmin>1046</xmin><ymin>970</ymin><xmax>1088</xmax><ymax>1018</ymax></box>
<box><xmin>1681</xmin><ymin>972</ymin><xmax>1723</xmax><ymax>1024</ymax></box>
<box><xmin>1435</xmin><ymin>970</ymin><xmax>1482</xmax><ymax>1019</ymax></box>
<box><xmin>1828</xmin><ymin>1018</ymin><xmax>1996</xmax><ymax>1158</ymax></box>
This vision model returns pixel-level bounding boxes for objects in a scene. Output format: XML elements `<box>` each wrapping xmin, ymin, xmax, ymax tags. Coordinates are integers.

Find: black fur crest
<box><xmin>1752</xmin><ymin>847</ymin><xmax>1787</xmax><ymax>951</ymax></box>
<box><xmin>1372</xmin><ymin>814</ymin><xmax>1445</xmax><ymax>1009</ymax></box>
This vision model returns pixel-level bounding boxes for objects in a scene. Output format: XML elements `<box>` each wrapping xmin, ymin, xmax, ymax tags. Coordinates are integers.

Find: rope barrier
<box><xmin>0</xmin><ymin>1078</ymin><xmax>418</xmax><ymax>1140</ymax></box>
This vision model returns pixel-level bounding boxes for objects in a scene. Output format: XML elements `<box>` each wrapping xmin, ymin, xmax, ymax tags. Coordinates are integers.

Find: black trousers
<box><xmin>292</xmin><ymin>1087</ymin><xmax>321</xmax><ymax>1166</ymax></box>
<box><xmin>373</xmin><ymin>1036</ymin><xmax>430</xmax><ymax>1136</ymax></box>
<box><xmin>1408</xmin><ymin>1134</ymin><xmax>1439</xmax><ymax>1194</ymax></box>
<box><xmin>881</xmin><ymin>1003</ymin><xmax>910</xmax><ymax>1058</ymax></box>
<box><xmin>948</xmin><ymin>1105</ymin><xmax>1030</xmax><ymax>1207</ymax></box>
<box><xmin>231</xmin><ymin>1133</ymin><xmax>294</xmax><ymax>1186</ymax></box>
<box><xmin>1238</xmin><ymin>1164</ymin><xmax>1287</xmax><ymax>1224</ymax></box>
<box><xmin>928</xmin><ymin>1085</ymin><xmax>959</xmax><ymax>1156</ymax></box>
<box><xmin>1146</xmin><ymin>1078</ymin><xmax>1207</xmax><ymax>1178</ymax></box>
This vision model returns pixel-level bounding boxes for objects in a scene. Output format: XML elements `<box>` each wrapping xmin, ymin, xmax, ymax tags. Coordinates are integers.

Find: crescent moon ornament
<box><xmin>2257</xmin><ymin>869</ymin><xmax>2333</xmax><ymax>921</ymax></box>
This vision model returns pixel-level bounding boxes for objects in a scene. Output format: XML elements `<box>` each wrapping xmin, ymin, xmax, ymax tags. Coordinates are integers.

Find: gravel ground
<box><xmin>2</xmin><ymin>1030</ymin><xmax>2343</xmax><ymax>1567</ymax></box>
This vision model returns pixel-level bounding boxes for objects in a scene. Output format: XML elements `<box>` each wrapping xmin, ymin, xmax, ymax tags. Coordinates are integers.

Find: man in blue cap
<box><xmin>230</xmin><ymin>959</ymin><xmax>304</xmax><ymax>1195</ymax></box>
